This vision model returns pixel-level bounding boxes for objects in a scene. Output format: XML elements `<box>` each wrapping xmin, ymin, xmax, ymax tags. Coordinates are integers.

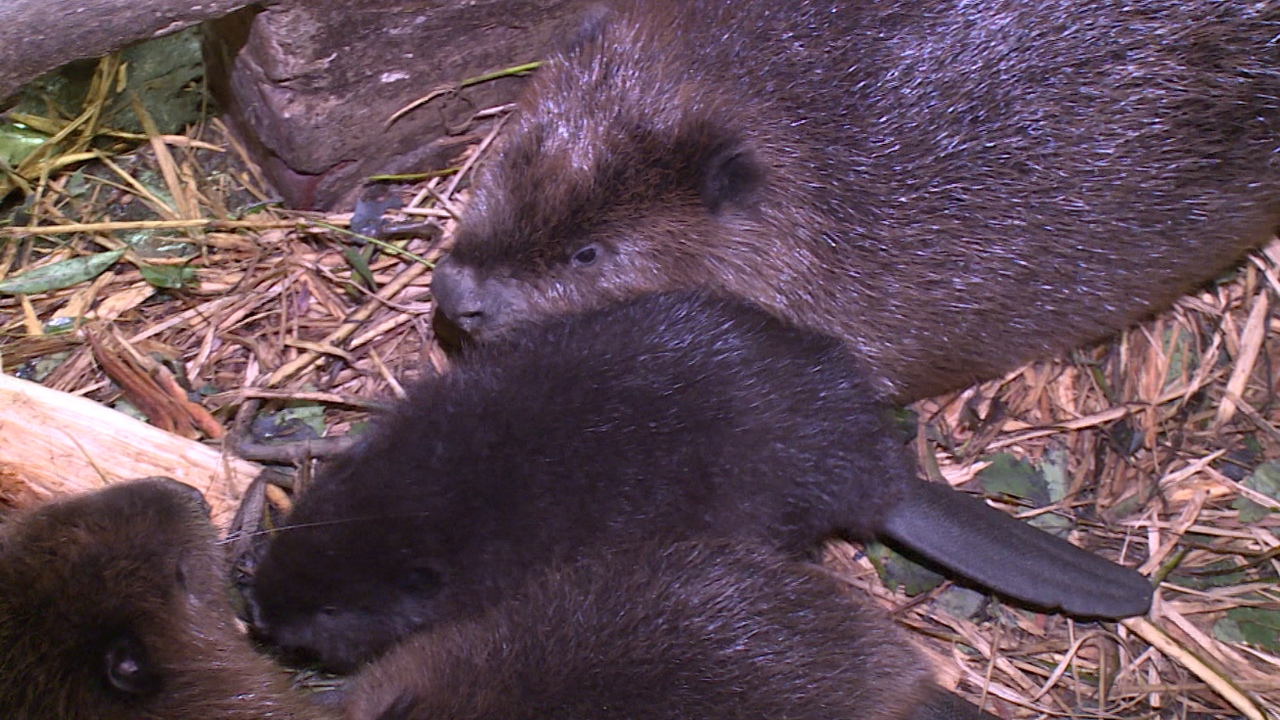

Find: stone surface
<box><xmin>204</xmin><ymin>0</ymin><xmax>588</xmax><ymax>210</ymax></box>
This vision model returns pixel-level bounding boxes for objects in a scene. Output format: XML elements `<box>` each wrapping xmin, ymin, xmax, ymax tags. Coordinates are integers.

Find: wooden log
<box><xmin>0</xmin><ymin>0</ymin><xmax>256</xmax><ymax>103</ymax></box>
<box><xmin>0</xmin><ymin>372</ymin><xmax>260</xmax><ymax>529</ymax></box>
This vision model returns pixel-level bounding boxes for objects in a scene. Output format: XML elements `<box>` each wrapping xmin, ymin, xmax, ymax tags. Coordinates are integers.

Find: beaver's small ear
<box><xmin>104</xmin><ymin>632</ymin><xmax>160</xmax><ymax>697</ymax></box>
<box><xmin>700</xmin><ymin>142</ymin><xmax>767</xmax><ymax>215</ymax></box>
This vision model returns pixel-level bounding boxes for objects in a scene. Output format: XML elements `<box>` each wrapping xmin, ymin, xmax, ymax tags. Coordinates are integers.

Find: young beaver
<box><xmin>0</xmin><ymin>479</ymin><xmax>995</xmax><ymax>720</ymax></box>
<box><xmin>432</xmin><ymin>0</ymin><xmax>1280</xmax><ymax>401</ymax></box>
<box><xmin>250</xmin><ymin>292</ymin><xmax>1151</xmax><ymax>671</ymax></box>
<box><xmin>344</xmin><ymin>540</ymin><xmax>995</xmax><ymax>720</ymax></box>
<box><xmin>0</xmin><ymin>478</ymin><xmax>327</xmax><ymax>720</ymax></box>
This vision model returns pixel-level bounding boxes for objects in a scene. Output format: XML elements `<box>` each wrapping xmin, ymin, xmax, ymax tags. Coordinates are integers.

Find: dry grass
<box><xmin>830</xmin><ymin>252</ymin><xmax>1280</xmax><ymax>719</ymax></box>
<box><xmin>1</xmin><ymin>58</ymin><xmax>1277</xmax><ymax>719</ymax></box>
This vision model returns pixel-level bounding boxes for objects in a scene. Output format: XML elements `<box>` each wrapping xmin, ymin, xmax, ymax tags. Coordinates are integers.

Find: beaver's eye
<box><xmin>571</xmin><ymin>244</ymin><xmax>601</xmax><ymax>267</ymax></box>
<box><xmin>105</xmin><ymin>634</ymin><xmax>159</xmax><ymax>696</ymax></box>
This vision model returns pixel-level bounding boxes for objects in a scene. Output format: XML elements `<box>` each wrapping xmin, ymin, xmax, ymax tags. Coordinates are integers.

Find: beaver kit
<box><xmin>0</xmin><ymin>478</ymin><xmax>328</xmax><ymax>720</ymax></box>
<box><xmin>251</xmin><ymin>292</ymin><xmax>1150</xmax><ymax>672</ymax></box>
<box><xmin>344</xmin><ymin>540</ymin><xmax>996</xmax><ymax>720</ymax></box>
<box><xmin>432</xmin><ymin>0</ymin><xmax>1280</xmax><ymax>401</ymax></box>
<box><xmin>0</xmin><ymin>480</ymin><xmax>998</xmax><ymax>720</ymax></box>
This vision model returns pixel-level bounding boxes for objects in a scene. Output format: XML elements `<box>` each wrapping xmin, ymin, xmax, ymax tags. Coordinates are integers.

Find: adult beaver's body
<box><xmin>250</xmin><ymin>292</ymin><xmax>1150</xmax><ymax>671</ymax></box>
<box><xmin>432</xmin><ymin>0</ymin><xmax>1280</xmax><ymax>401</ymax></box>
<box><xmin>0</xmin><ymin>478</ymin><xmax>327</xmax><ymax>720</ymax></box>
<box><xmin>345</xmin><ymin>540</ymin><xmax>993</xmax><ymax>720</ymax></box>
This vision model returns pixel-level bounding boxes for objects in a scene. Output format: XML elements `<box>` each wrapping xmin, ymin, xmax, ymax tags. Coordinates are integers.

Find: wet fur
<box><xmin>250</xmin><ymin>292</ymin><xmax>1148</xmax><ymax>672</ymax></box>
<box><xmin>0</xmin><ymin>482</ymin><xmax>989</xmax><ymax>720</ymax></box>
<box><xmin>0</xmin><ymin>479</ymin><xmax>326</xmax><ymax>720</ymax></box>
<box><xmin>434</xmin><ymin>0</ymin><xmax>1280</xmax><ymax>401</ymax></box>
<box><xmin>344</xmin><ymin>540</ymin><xmax>990</xmax><ymax>720</ymax></box>
<box><xmin>252</xmin><ymin>292</ymin><xmax>910</xmax><ymax>670</ymax></box>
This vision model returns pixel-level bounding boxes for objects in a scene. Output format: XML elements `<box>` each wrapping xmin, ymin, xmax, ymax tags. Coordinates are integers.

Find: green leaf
<box><xmin>976</xmin><ymin>453</ymin><xmax>1050</xmax><ymax>506</ymax></box>
<box><xmin>1236</xmin><ymin>498</ymin><xmax>1269</xmax><ymax>524</ymax></box>
<box><xmin>0</xmin><ymin>122</ymin><xmax>49</xmax><ymax>166</ymax></box>
<box><xmin>1214</xmin><ymin>607</ymin><xmax>1280</xmax><ymax>651</ymax></box>
<box><xmin>1162</xmin><ymin>324</ymin><xmax>1197</xmax><ymax>388</ymax></box>
<box><xmin>1041</xmin><ymin>447</ymin><xmax>1069</xmax><ymax>504</ymax></box>
<box><xmin>111</xmin><ymin>398</ymin><xmax>148</xmax><ymax>422</ymax></box>
<box><xmin>253</xmin><ymin>403</ymin><xmax>328</xmax><ymax>443</ymax></box>
<box><xmin>1246</xmin><ymin>461</ymin><xmax>1280</xmax><ymax>496</ymax></box>
<box><xmin>0</xmin><ymin>248</ymin><xmax>126</xmax><ymax>295</ymax></box>
<box><xmin>865</xmin><ymin>542</ymin><xmax>944</xmax><ymax>596</ymax></box>
<box><xmin>341</xmin><ymin>246</ymin><xmax>377</xmax><ymax>290</ymax></box>
<box><xmin>934</xmin><ymin>585</ymin><xmax>988</xmax><ymax>620</ymax></box>
<box><xmin>43</xmin><ymin>317</ymin><xmax>76</xmax><ymax>333</ymax></box>
<box><xmin>1166</xmin><ymin>558</ymin><xmax>1251</xmax><ymax>590</ymax></box>
<box><xmin>1233</xmin><ymin>460</ymin><xmax>1280</xmax><ymax>523</ymax></box>
<box><xmin>1027</xmin><ymin>448</ymin><xmax>1073</xmax><ymax>536</ymax></box>
<box><xmin>138</xmin><ymin>263</ymin><xmax>195</xmax><ymax>289</ymax></box>
<box><xmin>63</xmin><ymin>169</ymin><xmax>89</xmax><ymax>198</ymax></box>
<box><xmin>18</xmin><ymin>350</ymin><xmax>72</xmax><ymax>382</ymax></box>
<box><xmin>279</xmin><ymin>404</ymin><xmax>327</xmax><ymax>438</ymax></box>
<box><xmin>885</xmin><ymin>406</ymin><xmax>919</xmax><ymax>443</ymax></box>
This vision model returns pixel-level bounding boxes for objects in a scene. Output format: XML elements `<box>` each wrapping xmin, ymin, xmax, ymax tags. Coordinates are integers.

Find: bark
<box><xmin>0</xmin><ymin>0</ymin><xmax>258</xmax><ymax>103</ymax></box>
<box><xmin>0</xmin><ymin>373</ymin><xmax>260</xmax><ymax>530</ymax></box>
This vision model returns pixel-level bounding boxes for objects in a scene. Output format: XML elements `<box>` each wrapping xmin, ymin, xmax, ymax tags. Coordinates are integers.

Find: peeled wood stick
<box><xmin>0</xmin><ymin>372</ymin><xmax>259</xmax><ymax>529</ymax></box>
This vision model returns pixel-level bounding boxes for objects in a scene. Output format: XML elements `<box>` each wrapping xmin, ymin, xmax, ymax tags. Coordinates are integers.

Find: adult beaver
<box><xmin>0</xmin><ymin>478</ymin><xmax>327</xmax><ymax>720</ymax></box>
<box><xmin>344</xmin><ymin>540</ymin><xmax>995</xmax><ymax>720</ymax></box>
<box><xmin>250</xmin><ymin>292</ymin><xmax>1151</xmax><ymax>671</ymax></box>
<box><xmin>431</xmin><ymin>0</ymin><xmax>1280</xmax><ymax>401</ymax></box>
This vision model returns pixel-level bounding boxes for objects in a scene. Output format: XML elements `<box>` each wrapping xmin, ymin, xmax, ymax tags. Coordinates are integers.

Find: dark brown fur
<box><xmin>344</xmin><ymin>540</ymin><xmax>988</xmax><ymax>720</ymax></box>
<box><xmin>433</xmin><ymin>0</ymin><xmax>1280</xmax><ymax>401</ymax></box>
<box><xmin>250</xmin><ymin>292</ymin><xmax>1150</xmax><ymax>672</ymax></box>
<box><xmin>0</xmin><ymin>478</ymin><xmax>994</xmax><ymax>720</ymax></box>
<box><xmin>0</xmin><ymin>478</ymin><xmax>328</xmax><ymax>720</ymax></box>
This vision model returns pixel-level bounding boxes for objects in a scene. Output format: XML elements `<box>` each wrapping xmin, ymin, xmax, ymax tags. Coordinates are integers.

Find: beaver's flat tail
<box><xmin>881</xmin><ymin>481</ymin><xmax>1152</xmax><ymax>619</ymax></box>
